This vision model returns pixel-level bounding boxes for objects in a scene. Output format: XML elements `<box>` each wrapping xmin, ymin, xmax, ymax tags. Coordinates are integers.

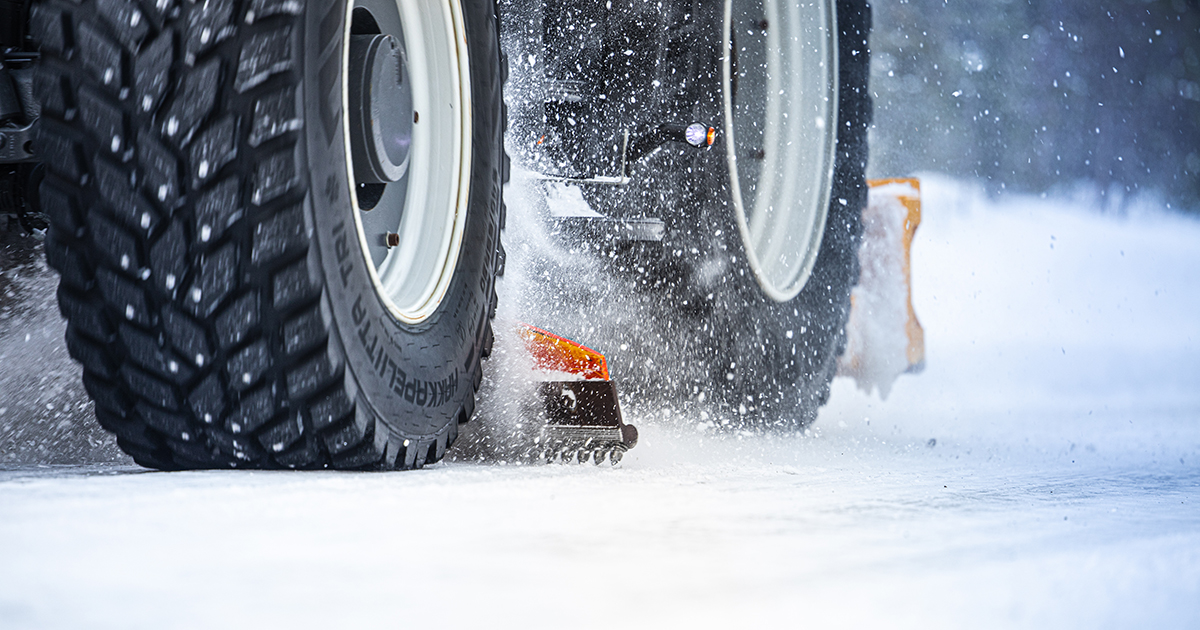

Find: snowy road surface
<box><xmin>2</xmin><ymin>176</ymin><xmax>1199</xmax><ymax>628</ymax></box>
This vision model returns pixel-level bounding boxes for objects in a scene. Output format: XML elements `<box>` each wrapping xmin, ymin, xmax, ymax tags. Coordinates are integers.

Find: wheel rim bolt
<box><xmin>385</xmin><ymin>232</ymin><xmax>400</xmax><ymax>248</ymax></box>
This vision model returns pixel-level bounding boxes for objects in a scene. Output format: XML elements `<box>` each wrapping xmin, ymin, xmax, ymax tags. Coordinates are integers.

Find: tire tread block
<box><xmin>226</xmin><ymin>338</ymin><xmax>271</xmax><ymax>391</ymax></box>
<box><xmin>189</xmin><ymin>116</ymin><xmax>239</xmax><ymax>188</ymax></box>
<box><xmin>136</xmin><ymin>130</ymin><xmax>181</xmax><ymax>210</ymax></box>
<box><xmin>184</xmin><ymin>0</ymin><xmax>236</xmax><ymax>61</ymax></box>
<box><xmin>149</xmin><ymin>221</ymin><xmax>188</xmax><ymax>296</ymax></box>
<box><xmin>65</xmin><ymin>332</ymin><xmax>117</xmax><ymax>380</ymax></box>
<box><xmin>187</xmin><ymin>373</ymin><xmax>227</xmax><ymax>426</ymax></box>
<box><xmin>226</xmin><ymin>385</ymin><xmax>275</xmax><ymax>435</ymax></box>
<box><xmin>95</xmin><ymin>267</ymin><xmax>151</xmax><ymax>327</ymax></box>
<box><xmin>162</xmin><ymin>58</ymin><xmax>221</xmax><ymax>147</ymax></box>
<box><xmin>193</xmin><ymin>177</ymin><xmax>243</xmax><ymax>245</ymax></box>
<box><xmin>134</xmin><ymin>33</ymin><xmax>173</xmax><ymax>113</ymax></box>
<box><xmin>86</xmin><ymin>213</ymin><xmax>140</xmax><ymax>275</ymax></box>
<box><xmin>251</xmin><ymin>204</ymin><xmax>306</xmax><ymax>268</ymax></box>
<box><xmin>119</xmin><ymin>323</ymin><xmax>195</xmax><ymax>383</ymax></box>
<box><xmin>214</xmin><ymin>291</ymin><xmax>260</xmax><ymax>350</ymax></box>
<box><xmin>257</xmin><ymin>412</ymin><xmax>304</xmax><ymax>454</ymax></box>
<box><xmin>285</xmin><ymin>343</ymin><xmax>340</xmax><ymax>400</ymax></box>
<box><xmin>249</xmin><ymin>86</ymin><xmax>301</xmax><ymax>147</ymax></box>
<box><xmin>76</xmin><ymin>22</ymin><xmax>124</xmax><ymax>93</ymax></box>
<box><xmin>184</xmin><ymin>242</ymin><xmax>238</xmax><ymax>318</ymax></box>
<box><xmin>162</xmin><ymin>306</ymin><xmax>212</xmax><ymax>368</ymax></box>
<box><xmin>96</xmin><ymin>0</ymin><xmax>150</xmax><ymax>49</ymax></box>
<box><xmin>120</xmin><ymin>364</ymin><xmax>180</xmax><ymax>410</ymax></box>
<box><xmin>234</xmin><ymin>26</ymin><xmax>294</xmax><ymax>93</ymax></box>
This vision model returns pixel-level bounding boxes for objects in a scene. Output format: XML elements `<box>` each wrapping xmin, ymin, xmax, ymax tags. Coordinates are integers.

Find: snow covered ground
<box><xmin>1</xmin><ymin>176</ymin><xmax>1198</xmax><ymax>629</ymax></box>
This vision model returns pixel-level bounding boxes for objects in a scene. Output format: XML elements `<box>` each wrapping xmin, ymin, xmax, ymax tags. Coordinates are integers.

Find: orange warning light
<box><xmin>518</xmin><ymin>324</ymin><xmax>610</xmax><ymax>381</ymax></box>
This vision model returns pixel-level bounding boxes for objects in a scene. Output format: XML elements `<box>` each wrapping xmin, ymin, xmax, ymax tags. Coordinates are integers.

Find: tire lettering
<box><xmin>318</xmin><ymin>2</ymin><xmax>343</xmax><ymax>145</ymax></box>
<box><xmin>358</xmin><ymin>319</ymin><xmax>378</xmax><ymax>363</ymax></box>
<box><xmin>429</xmin><ymin>380</ymin><xmax>441</xmax><ymax>407</ymax></box>
<box><xmin>390</xmin><ymin>362</ymin><xmax>408</xmax><ymax>398</ymax></box>
<box><xmin>335</xmin><ymin>228</ymin><xmax>354</xmax><ymax>287</ymax></box>
<box><xmin>319</xmin><ymin>52</ymin><xmax>342</xmax><ymax>145</ymax></box>
<box><xmin>335</xmin><ymin>229</ymin><xmax>350</xmax><ymax>263</ymax></box>
<box><xmin>318</xmin><ymin>2</ymin><xmax>343</xmax><ymax>52</ymax></box>
<box><xmin>479</xmin><ymin>227</ymin><xmax>495</xmax><ymax>293</ymax></box>
<box><xmin>374</xmin><ymin>341</ymin><xmax>387</xmax><ymax>372</ymax></box>
<box><xmin>326</xmin><ymin>176</ymin><xmax>341</xmax><ymax>207</ymax></box>
<box><xmin>352</xmin><ymin>294</ymin><xmax>456</xmax><ymax>408</ymax></box>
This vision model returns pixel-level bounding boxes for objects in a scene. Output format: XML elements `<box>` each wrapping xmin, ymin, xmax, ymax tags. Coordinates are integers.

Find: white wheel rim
<box><xmin>723</xmin><ymin>0</ymin><xmax>838</xmax><ymax>302</ymax></box>
<box><xmin>344</xmin><ymin>0</ymin><xmax>473</xmax><ymax>324</ymax></box>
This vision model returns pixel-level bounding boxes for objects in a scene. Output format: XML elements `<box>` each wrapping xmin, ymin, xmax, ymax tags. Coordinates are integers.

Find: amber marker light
<box><xmin>518</xmin><ymin>324</ymin><xmax>611</xmax><ymax>381</ymax></box>
<box><xmin>706</xmin><ymin>126</ymin><xmax>716</xmax><ymax>146</ymax></box>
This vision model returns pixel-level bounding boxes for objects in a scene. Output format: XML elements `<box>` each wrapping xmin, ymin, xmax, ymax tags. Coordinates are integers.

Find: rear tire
<box><xmin>500</xmin><ymin>0</ymin><xmax>869</xmax><ymax>428</ymax></box>
<box><xmin>32</xmin><ymin>0</ymin><xmax>505</xmax><ymax>469</ymax></box>
<box><xmin>687</xmin><ymin>0</ymin><xmax>871</xmax><ymax>425</ymax></box>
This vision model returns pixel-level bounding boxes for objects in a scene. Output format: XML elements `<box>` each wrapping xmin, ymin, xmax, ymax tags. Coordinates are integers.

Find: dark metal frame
<box><xmin>0</xmin><ymin>0</ymin><xmax>43</xmax><ymax>231</ymax></box>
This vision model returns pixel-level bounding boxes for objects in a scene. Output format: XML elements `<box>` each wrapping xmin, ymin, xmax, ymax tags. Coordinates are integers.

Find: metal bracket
<box><xmin>0</xmin><ymin>121</ymin><xmax>34</xmax><ymax>163</ymax></box>
<box><xmin>532</xmin><ymin>122</ymin><xmax>714</xmax><ymax>187</ymax></box>
<box><xmin>534</xmin><ymin>129</ymin><xmax>632</xmax><ymax>186</ymax></box>
<box><xmin>1</xmin><ymin>57</ymin><xmax>39</xmax><ymax>164</ymax></box>
<box><xmin>551</xmin><ymin>216</ymin><xmax>666</xmax><ymax>243</ymax></box>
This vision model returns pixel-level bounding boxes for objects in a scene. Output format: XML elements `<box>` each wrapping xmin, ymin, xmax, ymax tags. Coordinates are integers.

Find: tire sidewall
<box><xmin>303</xmin><ymin>0</ymin><xmax>502</xmax><ymax>438</ymax></box>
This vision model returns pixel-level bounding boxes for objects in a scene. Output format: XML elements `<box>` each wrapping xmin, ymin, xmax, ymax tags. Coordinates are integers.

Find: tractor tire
<box><xmin>31</xmin><ymin>0</ymin><xmax>506</xmax><ymax>469</ymax></box>
<box><xmin>500</xmin><ymin>0</ymin><xmax>868</xmax><ymax>428</ymax></box>
<box><xmin>683</xmin><ymin>0</ymin><xmax>872</xmax><ymax>425</ymax></box>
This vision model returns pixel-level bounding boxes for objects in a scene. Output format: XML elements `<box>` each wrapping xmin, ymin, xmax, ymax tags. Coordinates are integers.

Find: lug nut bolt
<box><xmin>385</xmin><ymin>232</ymin><xmax>400</xmax><ymax>248</ymax></box>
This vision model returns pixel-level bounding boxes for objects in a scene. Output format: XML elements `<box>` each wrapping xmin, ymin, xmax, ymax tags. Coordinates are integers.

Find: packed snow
<box><xmin>1</xmin><ymin>175</ymin><xmax>1199</xmax><ymax>628</ymax></box>
<box><xmin>838</xmin><ymin>179</ymin><xmax>923</xmax><ymax>398</ymax></box>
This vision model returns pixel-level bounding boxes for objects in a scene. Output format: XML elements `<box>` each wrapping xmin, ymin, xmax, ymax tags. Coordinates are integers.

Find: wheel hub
<box><xmin>343</xmin><ymin>0</ymin><xmax>472</xmax><ymax>324</ymax></box>
<box><xmin>348</xmin><ymin>32</ymin><xmax>412</xmax><ymax>193</ymax></box>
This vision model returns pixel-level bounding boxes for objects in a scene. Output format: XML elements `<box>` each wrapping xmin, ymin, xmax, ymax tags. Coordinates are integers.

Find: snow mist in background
<box><xmin>869</xmin><ymin>0</ymin><xmax>1200</xmax><ymax>210</ymax></box>
<box><xmin>829</xmin><ymin>173</ymin><xmax>1200</xmax><ymax>462</ymax></box>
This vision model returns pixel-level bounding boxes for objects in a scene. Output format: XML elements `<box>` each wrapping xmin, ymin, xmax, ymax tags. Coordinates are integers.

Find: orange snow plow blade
<box><xmin>837</xmin><ymin>178</ymin><xmax>926</xmax><ymax>398</ymax></box>
<box><xmin>518</xmin><ymin>324</ymin><xmax>637</xmax><ymax>464</ymax></box>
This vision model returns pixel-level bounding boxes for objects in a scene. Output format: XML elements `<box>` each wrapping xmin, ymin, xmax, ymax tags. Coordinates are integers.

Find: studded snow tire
<box><xmin>31</xmin><ymin>0</ymin><xmax>506</xmax><ymax>469</ymax></box>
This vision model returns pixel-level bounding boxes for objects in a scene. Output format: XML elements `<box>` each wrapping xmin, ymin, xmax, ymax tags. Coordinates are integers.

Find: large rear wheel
<box><xmin>501</xmin><ymin>0</ymin><xmax>869</xmax><ymax>428</ymax></box>
<box><xmin>696</xmin><ymin>0</ymin><xmax>871</xmax><ymax>424</ymax></box>
<box><xmin>32</xmin><ymin>0</ymin><xmax>505</xmax><ymax>469</ymax></box>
